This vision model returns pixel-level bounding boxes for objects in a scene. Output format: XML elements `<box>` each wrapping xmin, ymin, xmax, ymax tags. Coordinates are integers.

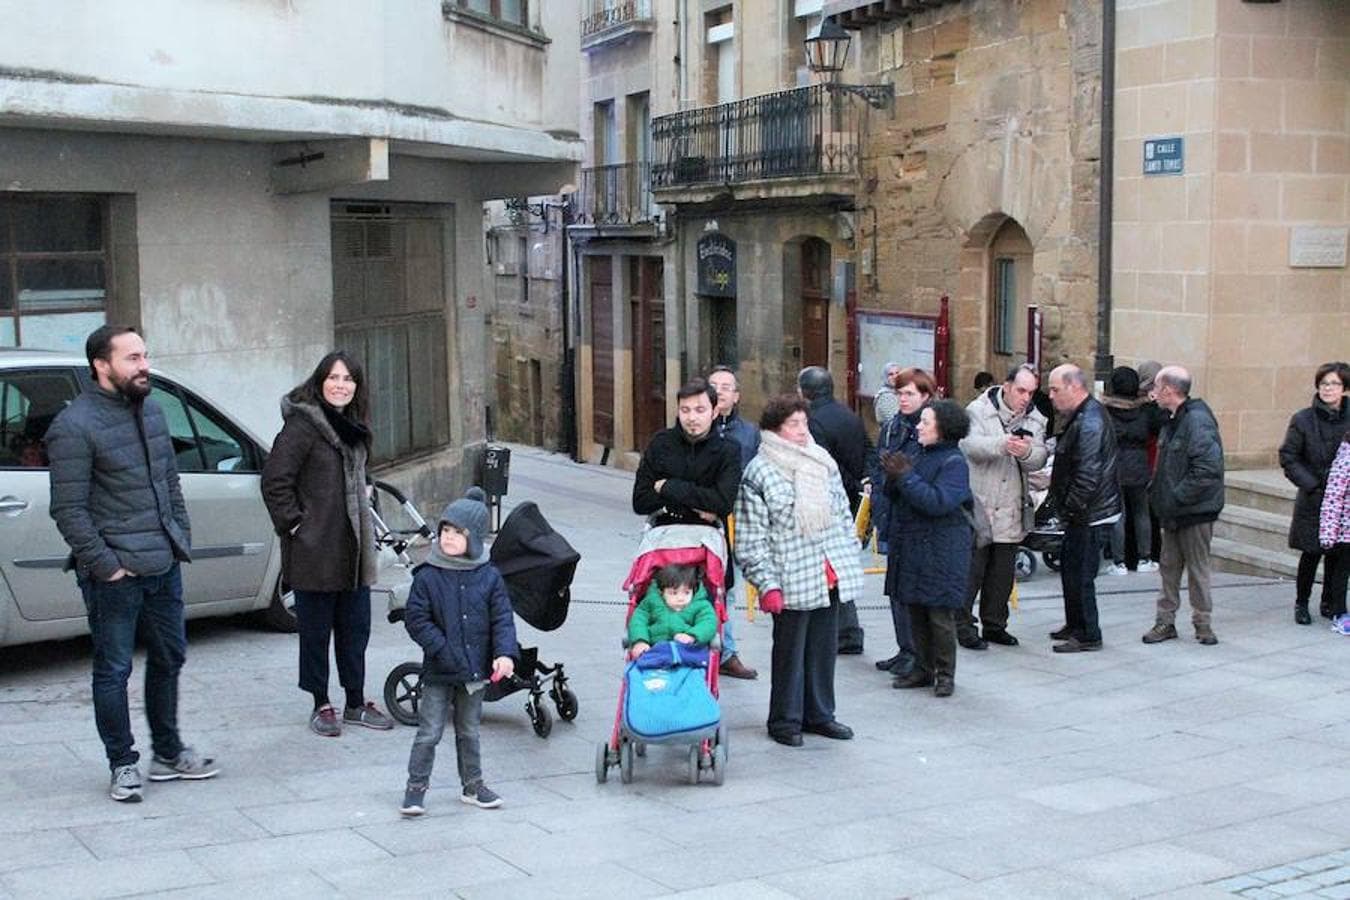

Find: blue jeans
<box><xmin>1060</xmin><ymin>524</ymin><xmax>1111</xmax><ymax>643</ymax></box>
<box><xmin>406</xmin><ymin>682</ymin><xmax>484</xmax><ymax>791</ymax></box>
<box><xmin>79</xmin><ymin>565</ymin><xmax>186</xmax><ymax>770</ymax></box>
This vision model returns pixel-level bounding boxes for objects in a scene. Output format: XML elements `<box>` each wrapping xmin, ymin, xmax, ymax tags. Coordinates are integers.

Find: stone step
<box><xmin>1225</xmin><ymin>469</ymin><xmax>1296</xmax><ymax>516</ymax></box>
<box><xmin>1214</xmin><ymin>504</ymin><xmax>1291</xmax><ymax>555</ymax></box>
<box><xmin>1210</xmin><ymin>536</ymin><xmax>1306</xmax><ymax>580</ymax></box>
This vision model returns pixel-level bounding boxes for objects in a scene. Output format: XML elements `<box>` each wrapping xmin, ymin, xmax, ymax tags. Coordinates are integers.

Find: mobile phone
<box><xmin>1011</xmin><ymin>427</ymin><xmax>1032</xmax><ymax>438</ymax></box>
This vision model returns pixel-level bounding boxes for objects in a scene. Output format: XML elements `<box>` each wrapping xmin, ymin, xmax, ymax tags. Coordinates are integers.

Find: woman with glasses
<box><xmin>1279</xmin><ymin>361</ymin><xmax>1349</xmax><ymax>625</ymax></box>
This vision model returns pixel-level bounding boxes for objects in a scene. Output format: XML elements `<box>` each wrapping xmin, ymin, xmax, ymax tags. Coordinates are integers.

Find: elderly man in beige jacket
<box><xmin>956</xmin><ymin>364</ymin><xmax>1049</xmax><ymax>649</ymax></box>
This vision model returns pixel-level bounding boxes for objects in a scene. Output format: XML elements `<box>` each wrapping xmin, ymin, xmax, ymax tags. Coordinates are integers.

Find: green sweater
<box><xmin>627</xmin><ymin>582</ymin><xmax>717</xmax><ymax>646</ymax></box>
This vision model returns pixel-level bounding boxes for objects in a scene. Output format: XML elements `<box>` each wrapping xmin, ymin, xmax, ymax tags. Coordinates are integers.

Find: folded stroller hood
<box><xmin>490</xmin><ymin>501</ymin><xmax>580</xmax><ymax>632</ymax></box>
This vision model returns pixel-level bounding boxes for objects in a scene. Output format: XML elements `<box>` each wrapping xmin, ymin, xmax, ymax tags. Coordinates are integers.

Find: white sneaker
<box><xmin>1107</xmin><ymin>563</ymin><xmax>1129</xmax><ymax>576</ymax></box>
<box><xmin>110</xmin><ymin>764</ymin><xmax>143</xmax><ymax>803</ymax></box>
<box><xmin>1138</xmin><ymin>560</ymin><xmax>1159</xmax><ymax>573</ymax></box>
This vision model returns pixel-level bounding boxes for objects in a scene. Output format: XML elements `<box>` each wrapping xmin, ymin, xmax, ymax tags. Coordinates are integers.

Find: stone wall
<box><xmin>856</xmin><ymin>0</ymin><xmax>1103</xmax><ymax>395</ymax></box>
<box><xmin>1113</xmin><ymin>0</ymin><xmax>1348</xmax><ymax>467</ymax></box>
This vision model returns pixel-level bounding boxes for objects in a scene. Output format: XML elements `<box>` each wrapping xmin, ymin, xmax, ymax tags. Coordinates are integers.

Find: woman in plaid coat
<box><xmin>734</xmin><ymin>396</ymin><xmax>865</xmax><ymax>747</ymax></box>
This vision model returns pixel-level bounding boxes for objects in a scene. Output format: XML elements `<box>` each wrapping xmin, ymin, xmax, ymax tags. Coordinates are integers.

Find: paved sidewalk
<box><xmin>0</xmin><ymin>445</ymin><xmax>1346</xmax><ymax>899</ymax></box>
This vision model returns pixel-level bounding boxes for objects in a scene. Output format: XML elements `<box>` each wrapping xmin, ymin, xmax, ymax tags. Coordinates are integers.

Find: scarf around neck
<box><xmin>756</xmin><ymin>430</ymin><xmax>838</xmax><ymax>537</ymax></box>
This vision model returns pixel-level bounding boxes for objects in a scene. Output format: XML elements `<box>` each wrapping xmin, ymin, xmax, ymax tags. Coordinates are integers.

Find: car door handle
<box><xmin>0</xmin><ymin>496</ymin><xmax>29</xmax><ymax>514</ymax></box>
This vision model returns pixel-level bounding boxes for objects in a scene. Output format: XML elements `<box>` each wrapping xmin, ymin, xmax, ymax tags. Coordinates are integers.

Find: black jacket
<box><xmin>403</xmin><ymin>562</ymin><xmax>519</xmax><ymax>686</ymax></box>
<box><xmin>1279</xmin><ymin>397</ymin><xmax>1347</xmax><ymax>553</ymax></box>
<box><xmin>47</xmin><ymin>386</ymin><xmax>192</xmax><ymax>580</ymax></box>
<box><xmin>1047</xmin><ymin>396</ymin><xmax>1122</xmax><ymax>527</ymax></box>
<box><xmin>1103</xmin><ymin>397</ymin><xmax>1152</xmax><ymax>487</ymax></box>
<box><xmin>632</xmin><ymin>424</ymin><xmax>741</xmax><ymax>526</ymax></box>
<box><xmin>260</xmin><ymin>398</ymin><xmax>377</xmax><ymax>592</ymax></box>
<box><xmin>1148</xmin><ymin>398</ymin><xmax>1225</xmax><ymax>529</ymax></box>
<box><xmin>806</xmin><ymin>396</ymin><xmax>871</xmax><ymax>513</ymax></box>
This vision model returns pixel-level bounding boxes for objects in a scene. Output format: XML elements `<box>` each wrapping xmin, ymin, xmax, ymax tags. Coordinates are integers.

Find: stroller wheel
<box><xmin>711</xmin><ymin>744</ymin><xmax>727</xmax><ymax>786</ymax></box>
<box><xmin>595</xmin><ymin>741</ymin><xmax>610</xmax><ymax>783</ymax></box>
<box><xmin>619</xmin><ymin>740</ymin><xmax>634</xmax><ymax>784</ymax></box>
<box><xmin>687</xmin><ymin>746</ymin><xmax>700</xmax><ymax>785</ymax></box>
<box><xmin>383</xmin><ymin>662</ymin><xmax>424</xmax><ymax>727</ymax></box>
<box><xmin>634</xmin><ymin>741</ymin><xmax>646</xmax><ymax>758</ymax></box>
<box><xmin>1042</xmin><ymin>551</ymin><xmax>1062</xmax><ymax>572</ymax></box>
<box><xmin>1014</xmin><ymin>548</ymin><xmax>1037</xmax><ymax>581</ymax></box>
<box><xmin>715</xmin><ymin>724</ymin><xmax>729</xmax><ymax>758</ymax></box>
<box><xmin>527</xmin><ymin>700</ymin><xmax>553</xmax><ymax>739</ymax></box>
<box><xmin>553</xmin><ymin>687</ymin><xmax>579</xmax><ymax>722</ymax></box>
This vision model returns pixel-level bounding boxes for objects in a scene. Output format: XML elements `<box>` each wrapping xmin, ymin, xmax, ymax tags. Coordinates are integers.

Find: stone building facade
<box><xmin>0</xmin><ymin>0</ymin><xmax>581</xmax><ymax>507</ymax></box>
<box><xmin>832</xmin><ymin>0</ymin><xmax>1348</xmax><ymax>465</ymax></box>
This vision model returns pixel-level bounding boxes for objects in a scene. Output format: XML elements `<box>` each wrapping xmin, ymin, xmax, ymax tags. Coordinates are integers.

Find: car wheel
<box><xmin>257</xmin><ymin>578</ymin><xmax>297</xmax><ymax>633</ymax></box>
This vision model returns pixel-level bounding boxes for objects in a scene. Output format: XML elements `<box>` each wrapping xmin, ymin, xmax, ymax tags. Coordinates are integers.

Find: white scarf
<box><xmin>756</xmin><ymin>430</ymin><xmax>839</xmax><ymax>537</ymax></box>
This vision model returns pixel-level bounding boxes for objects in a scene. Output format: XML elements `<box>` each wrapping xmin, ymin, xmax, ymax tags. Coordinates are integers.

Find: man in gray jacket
<box><xmin>958</xmin><ymin>364</ymin><xmax>1048</xmax><ymax>649</ymax></box>
<box><xmin>1142</xmin><ymin>365</ymin><xmax>1225</xmax><ymax>646</ymax></box>
<box><xmin>47</xmin><ymin>326</ymin><xmax>217</xmax><ymax>803</ymax></box>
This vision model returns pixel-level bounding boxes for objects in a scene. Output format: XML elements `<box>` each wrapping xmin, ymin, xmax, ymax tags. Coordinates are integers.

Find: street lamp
<box><xmin>803</xmin><ymin>19</ymin><xmax>893</xmax><ymax>110</ymax></box>
<box><xmin>804</xmin><ymin>19</ymin><xmax>852</xmax><ymax>75</ymax></box>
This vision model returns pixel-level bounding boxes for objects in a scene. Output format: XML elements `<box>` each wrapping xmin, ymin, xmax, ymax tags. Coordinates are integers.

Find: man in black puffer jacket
<box><xmin>1143</xmin><ymin>366</ymin><xmax>1224</xmax><ymax>646</ymax></box>
<box><xmin>632</xmin><ymin>379</ymin><xmax>741</xmax><ymax>527</ymax></box>
<box><xmin>1046</xmin><ymin>364</ymin><xmax>1122</xmax><ymax>653</ymax></box>
<box><xmin>46</xmin><ymin>326</ymin><xmax>215</xmax><ymax>804</ymax></box>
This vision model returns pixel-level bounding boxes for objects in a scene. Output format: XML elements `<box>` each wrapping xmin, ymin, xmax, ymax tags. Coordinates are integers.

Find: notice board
<box><xmin>855</xmin><ymin>311</ymin><xmax>937</xmax><ymax>398</ymax></box>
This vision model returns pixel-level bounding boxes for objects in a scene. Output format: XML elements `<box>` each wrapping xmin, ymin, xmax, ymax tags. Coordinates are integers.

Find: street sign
<box><xmin>1143</xmin><ymin>137</ymin><xmax>1184</xmax><ymax>175</ymax></box>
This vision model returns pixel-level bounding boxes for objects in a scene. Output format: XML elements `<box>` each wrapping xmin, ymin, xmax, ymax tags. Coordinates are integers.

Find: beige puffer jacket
<box><xmin>959</xmin><ymin>388</ymin><xmax>1049</xmax><ymax>544</ymax></box>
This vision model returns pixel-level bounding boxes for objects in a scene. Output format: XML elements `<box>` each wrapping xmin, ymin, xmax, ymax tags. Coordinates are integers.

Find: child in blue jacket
<box><xmin>400</xmin><ymin>488</ymin><xmax>519</xmax><ymax>816</ymax></box>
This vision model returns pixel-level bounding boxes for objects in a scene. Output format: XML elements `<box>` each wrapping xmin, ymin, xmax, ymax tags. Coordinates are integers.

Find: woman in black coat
<box><xmin>881</xmin><ymin>399</ymin><xmax>973</xmax><ymax>698</ymax></box>
<box><xmin>261</xmin><ymin>352</ymin><xmax>392</xmax><ymax>735</ymax></box>
<box><xmin>1279</xmin><ymin>361</ymin><xmax>1349</xmax><ymax>624</ymax></box>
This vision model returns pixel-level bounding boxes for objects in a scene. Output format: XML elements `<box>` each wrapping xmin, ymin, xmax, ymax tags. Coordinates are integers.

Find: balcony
<box><xmin>581</xmin><ymin>0</ymin><xmax>655</xmax><ymax>51</ymax></box>
<box><xmin>650</xmin><ymin>84</ymin><xmax>863</xmax><ymax>205</ymax></box>
<box><xmin>570</xmin><ymin>162</ymin><xmax>656</xmax><ymax>229</ymax></box>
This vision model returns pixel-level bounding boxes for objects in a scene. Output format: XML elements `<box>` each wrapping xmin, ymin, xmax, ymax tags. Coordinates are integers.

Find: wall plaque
<box><xmin>1143</xmin><ymin>136</ymin><xmax>1184</xmax><ymax>175</ymax></box>
<box><xmin>1288</xmin><ymin>226</ymin><xmax>1348</xmax><ymax>268</ymax></box>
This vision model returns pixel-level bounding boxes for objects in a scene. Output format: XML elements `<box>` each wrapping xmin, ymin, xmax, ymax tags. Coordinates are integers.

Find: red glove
<box><xmin>759</xmin><ymin>589</ymin><xmax>785</xmax><ymax>615</ymax></box>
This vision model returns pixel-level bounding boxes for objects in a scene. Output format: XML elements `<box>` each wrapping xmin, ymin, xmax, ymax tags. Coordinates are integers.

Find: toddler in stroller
<box><xmin>596</xmin><ymin>524</ymin><xmax>729</xmax><ymax>787</ymax></box>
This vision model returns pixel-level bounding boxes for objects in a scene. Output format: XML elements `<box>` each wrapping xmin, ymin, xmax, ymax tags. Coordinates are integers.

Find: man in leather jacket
<box><xmin>1045</xmin><ymin>364</ymin><xmax>1122</xmax><ymax>653</ymax></box>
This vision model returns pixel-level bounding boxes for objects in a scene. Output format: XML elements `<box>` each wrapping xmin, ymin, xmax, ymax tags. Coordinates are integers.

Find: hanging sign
<box><xmin>697</xmin><ymin>233</ymin><xmax>736</xmax><ymax>297</ymax></box>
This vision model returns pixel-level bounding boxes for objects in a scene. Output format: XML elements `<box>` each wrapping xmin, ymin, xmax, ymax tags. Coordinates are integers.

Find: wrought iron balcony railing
<box><xmin>651</xmin><ymin>84</ymin><xmax>862</xmax><ymax>191</ymax></box>
<box><xmin>581</xmin><ymin>0</ymin><xmax>654</xmax><ymax>43</ymax></box>
<box><xmin>571</xmin><ymin>162</ymin><xmax>655</xmax><ymax>226</ymax></box>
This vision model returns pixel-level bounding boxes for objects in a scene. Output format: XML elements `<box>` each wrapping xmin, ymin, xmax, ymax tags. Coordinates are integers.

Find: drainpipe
<box><xmin>1093</xmin><ymin>0</ymin><xmax>1116</xmax><ymax>385</ymax></box>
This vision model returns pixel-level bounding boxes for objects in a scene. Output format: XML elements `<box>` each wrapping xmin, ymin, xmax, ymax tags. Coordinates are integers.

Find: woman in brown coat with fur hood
<box><xmin>262</xmin><ymin>352</ymin><xmax>392</xmax><ymax>737</ymax></box>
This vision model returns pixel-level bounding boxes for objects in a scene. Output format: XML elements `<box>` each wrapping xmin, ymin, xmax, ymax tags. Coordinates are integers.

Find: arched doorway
<box><xmin>957</xmin><ymin>214</ymin><xmax>1035</xmax><ymax>390</ymax></box>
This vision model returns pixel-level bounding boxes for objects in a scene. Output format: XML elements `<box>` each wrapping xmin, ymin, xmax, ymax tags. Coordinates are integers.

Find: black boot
<box><xmin>1295</xmin><ymin>603</ymin><xmax>1312</xmax><ymax>626</ymax></box>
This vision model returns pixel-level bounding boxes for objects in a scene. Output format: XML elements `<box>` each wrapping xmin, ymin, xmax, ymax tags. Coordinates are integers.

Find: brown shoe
<box><xmin>719</xmin><ymin>655</ymin><xmax>758</xmax><ymax>680</ymax></box>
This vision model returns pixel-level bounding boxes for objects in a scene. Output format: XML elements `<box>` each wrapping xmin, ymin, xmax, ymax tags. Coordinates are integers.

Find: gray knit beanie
<box><xmin>439</xmin><ymin>486</ymin><xmax>490</xmax><ymax>560</ymax></box>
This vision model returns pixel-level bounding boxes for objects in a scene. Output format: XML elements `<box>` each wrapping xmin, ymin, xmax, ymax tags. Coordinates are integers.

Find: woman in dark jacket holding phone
<box><xmin>261</xmin><ymin>351</ymin><xmax>393</xmax><ymax>736</ymax></box>
<box><xmin>1280</xmin><ymin>361</ymin><xmax>1349</xmax><ymax>624</ymax></box>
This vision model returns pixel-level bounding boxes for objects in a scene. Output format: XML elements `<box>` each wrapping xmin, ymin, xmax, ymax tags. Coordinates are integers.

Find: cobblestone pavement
<box><xmin>0</xmin><ymin>446</ymin><xmax>1346</xmax><ymax>899</ymax></box>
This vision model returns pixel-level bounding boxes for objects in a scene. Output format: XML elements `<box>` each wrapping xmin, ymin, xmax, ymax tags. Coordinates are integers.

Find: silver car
<box><xmin>0</xmin><ymin>349</ymin><xmax>290</xmax><ymax>647</ymax></box>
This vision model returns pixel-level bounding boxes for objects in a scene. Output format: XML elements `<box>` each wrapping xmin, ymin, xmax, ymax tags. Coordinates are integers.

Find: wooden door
<box><xmin>801</xmin><ymin>238</ymin><xmax>830</xmax><ymax>368</ymax></box>
<box><xmin>589</xmin><ymin>258</ymin><xmax>615</xmax><ymax>446</ymax></box>
<box><xmin>630</xmin><ymin>256</ymin><xmax>666</xmax><ymax>450</ymax></box>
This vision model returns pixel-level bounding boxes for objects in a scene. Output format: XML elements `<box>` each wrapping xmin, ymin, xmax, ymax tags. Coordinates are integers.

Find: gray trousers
<box><xmin>1155</xmin><ymin>522</ymin><xmax>1214</xmax><ymax>627</ymax></box>
<box><xmin>406</xmin><ymin>682</ymin><xmax>484</xmax><ymax>791</ymax></box>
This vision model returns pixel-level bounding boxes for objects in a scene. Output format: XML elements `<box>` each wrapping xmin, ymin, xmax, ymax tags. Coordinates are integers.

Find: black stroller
<box><xmin>380</xmin><ymin>493</ymin><xmax>581</xmax><ymax>738</ymax></box>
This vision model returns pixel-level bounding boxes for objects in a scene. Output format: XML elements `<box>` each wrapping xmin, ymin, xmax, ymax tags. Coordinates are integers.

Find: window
<box><xmin>455</xmin><ymin>0</ymin><xmax>527</xmax><ymax>27</ymax></box>
<box><xmin>149</xmin><ymin>380</ymin><xmax>259</xmax><ymax>474</ymax></box>
<box><xmin>331</xmin><ymin>203</ymin><xmax>451</xmax><ymax>465</ymax></box>
<box><xmin>993</xmin><ymin>257</ymin><xmax>1015</xmax><ymax>355</ymax></box>
<box><xmin>518</xmin><ymin>234</ymin><xmax>529</xmax><ymax>303</ymax></box>
<box><xmin>0</xmin><ymin>368</ymin><xmax>80</xmax><ymax>468</ymax></box>
<box><xmin>594</xmin><ymin>100</ymin><xmax>618</xmax><ymax>167</ymax></box>
<box><xmin>0</xmin><ymin>194</ymin><xmax>110</xmax><ymax>348</ymax></box>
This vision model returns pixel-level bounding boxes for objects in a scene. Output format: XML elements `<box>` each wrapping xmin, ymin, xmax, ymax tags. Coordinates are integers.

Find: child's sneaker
<box><xmin>400</xmin><ymin>785</ymin><xmax>426</xmax><ymax>817</ymax></box>
<box><xmin>1331</xmin><ymin>614</ymin><xmax>1350</xmax><ymax>636</ymax></box>
<box><xmin>109</xmin><ymin>764</ymin><xmax>142</xmax><ymax>803</ymax></box>
<box><xmin>460</xmin><ymin>783</ymin><xmax>502</xmax><ymax>809</ymax></box>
